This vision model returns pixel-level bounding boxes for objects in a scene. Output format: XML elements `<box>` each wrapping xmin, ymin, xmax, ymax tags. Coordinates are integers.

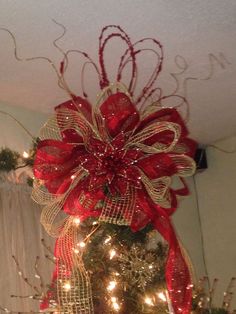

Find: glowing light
<box><xmin>104</xmin><ymin>236</ymin><xmax>112</xmax><ymax>244</ymax></box>
<box><xmin>111</xmin><ymin>297</ymin><xmax>120</xmax><ymax>312</ymax></box>
<box><xmin>107</xmin><ymin>280</ymin><xmax>117</xmax><ymax>291</ymax></box>
<box><xmin>112</xmin><ymin>302</ymin><xmax>120</xmax><ymax>311</ymax></box>
<box><xmin>71</xmin><ymin>174</ymin><xmax>76</xmax><ymax>179</ymax></box>
<box><xmin>63</xmin><ymin>282</ymin><xmax>71</xmax><ymax>291</ymax></box>
<box><xmin>144</xmin><ymin>297</ymin><xmax>154</xmax><ymax>306</ymax></box>
<box><xmin>111</xmin><ymin>297</ymin><xmax>117</xmax><ymax>302</ymax></box>
<box><xmin>23</xmin><ymin>151</ymin><xmax>29</xmax><ymax>158</ymax></box>
<box><xmin>157</xmin><ymin>291</ymin><xmax>167</xmax><ymax>302</ymax></box>
<box><xmin>109</xmin><ymin>249</ymin><xmax>117</xmax><ymax>259</ymax></box>
<box><xmin>73</xmin><ymin>248</ymin><xmax>80</xmax><ymax>254</ymax></box>
<box><xmin>73</xmin><ymin>217</ymin><xmax>81</xmax><ymax>226</ymax></box>
<box><xmin>78</xmin><ymin>241</ymin><xmax>86</xmax><ymax>248</ymax></box>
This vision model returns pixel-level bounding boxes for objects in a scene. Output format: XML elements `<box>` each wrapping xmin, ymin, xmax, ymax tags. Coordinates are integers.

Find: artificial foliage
<box><xmin>82</xmin><ymin>222</ymin><xmax>168</xmax><ymax>313</ymax></box>
<box><xmin>39</xmin><ymin>220</ymin><xmax>169</xmax><ymax>314</ymax></box>
<box><xmin>0</xmin><ymin>148</ymin><xmax>19</xmax><ymax>172</ymax></box>
<box><xmin>0</xmin><ymin>138</ymin><xmax>38</xmax><ymax>185</ymax></box>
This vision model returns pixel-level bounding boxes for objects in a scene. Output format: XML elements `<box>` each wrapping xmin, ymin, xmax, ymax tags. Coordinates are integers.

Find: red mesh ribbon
<box><xmin>34</xmin><ymin>89</ymin><xmax>196</xmax><ymax>313</ymax></box>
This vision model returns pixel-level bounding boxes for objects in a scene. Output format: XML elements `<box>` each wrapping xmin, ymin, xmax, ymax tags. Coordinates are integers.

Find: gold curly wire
<box><xmin>208</xmin><ymin>144</ymin><xmax>236</xmax><ymax>154</ymax></box>
<box><xmin>169</xmin><ymin>52</ymin><xmax>232</xmax><ymax>123</ymax></box>
<box><xmin>0</xmin><ymin>109</ymin><xmax>34</xmax><ymax>139</ymax></box>
<box><xmin>0</xmin><ymin>28</ymin><xmax>62</xmax><ymax>88</ymax></box>
<box><xmin>0</xmin><ymin>24</ymin><xmax>86</xmax><ymax>117</ymax></box>
<box><xmin>51</xmin><ymin>19</ymin><xmax>76</xmax><ymax>96</ymax></box>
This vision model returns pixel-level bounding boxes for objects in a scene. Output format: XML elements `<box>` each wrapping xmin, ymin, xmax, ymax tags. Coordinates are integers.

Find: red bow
<box><xmin>34</xmin><ymin>90</ymin><xmax>196</xmax><ymax>313</ymax></box>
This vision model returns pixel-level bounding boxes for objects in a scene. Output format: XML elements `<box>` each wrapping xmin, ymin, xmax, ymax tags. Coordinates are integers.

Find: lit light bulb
<box><xmin>157</xmin><ymin>291</ymin><xmax>167</xmax><ymax>302</ymax></box>
<box><xmin>107</xmin><ymin>280</ymin><xmax>117</xmax><ymax>291</ymax></box>
<box><xmin>23</xmin><ymin>151</ymin><xmax>29</xmax><ymax>158</ymax></box>
<box><xmin>73</xmin><ymin>217</ymin><xmax>81</xmax><ymax>226</ymax></box>
<box><xmin>109</xmin><ymin>249</ymin><xmax>117</xmax><ymax>259</ymax></box>
<box><xmin>112</xmin><ymin>302</ymin><xmax>120</xmax><ymax>311</ymax></box>
<box><xmin>111</xmin><ymin>297</ymin><xmax>120</xmax><ymax>312</ymax></box>
<box><xmin>63</xmin><ymin>282</ymin><xmax>71</xmax><ymax>291</ymax></box>
<box><xmin>104</xmin><ymin>236</ymin><xmax>112</xmax><ymax>244</ymax></box>
<box><xmin>73</xmin><ymin>248</ymin><xmax>80</xmax><ymax>254</ymax></box>
<box><xmin>71</xmin><ymin>174</ymin><xmax>76</xmax><ymax>180</ymax></box>
<box><xmin>111</xmin><ymin>297</ymin><xmax>117</xmax><ymax>302</ymax></box>
<box><xmin>144</xmin><ymin>297</ymin><xmax>154</xmax><ymax>306</ymax></box>
<box><xmin>78</xmin><ymin>241</ymin><xmax>86</xmax><ymax>248</ymax></box>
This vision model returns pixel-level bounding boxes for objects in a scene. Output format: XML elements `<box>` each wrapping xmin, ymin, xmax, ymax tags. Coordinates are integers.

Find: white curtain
<box><xmin>0</xmin><ymin>171</ymin><xmax>54</xmax><ymax>313</ymax></box>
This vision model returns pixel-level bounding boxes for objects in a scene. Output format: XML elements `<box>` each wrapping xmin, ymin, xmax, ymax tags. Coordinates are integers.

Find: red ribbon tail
<box><xmin>153</xmin><ymin>214</ymin><xmax>192</xmax><ymax>314</ymax></box>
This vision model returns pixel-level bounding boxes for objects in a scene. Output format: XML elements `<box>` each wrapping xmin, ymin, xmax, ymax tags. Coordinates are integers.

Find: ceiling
<box><xmin>0</xmin><ymin>0</ymin><xmax>236</xmax><ymax>145</ymax></box>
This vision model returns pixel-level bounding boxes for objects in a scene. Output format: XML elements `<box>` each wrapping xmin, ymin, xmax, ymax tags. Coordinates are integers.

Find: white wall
<box><xmin>0</xmin><ymin>101</ymin><xmax>49</xmax><ymax>153</ymax></box>
<box><xmin>195</xmin><ymin>136</ymin><xmax>236</xmax><ymax>308</ymax></box>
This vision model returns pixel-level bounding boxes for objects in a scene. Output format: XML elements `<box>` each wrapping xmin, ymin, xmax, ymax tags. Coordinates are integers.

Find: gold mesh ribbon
<box><xmin>56</xmin><ymin>219</ymin><xmax>94</xmax><ymax>314</ymax></box>
<box><xmin>32</xmin><ymin>174</ymin><xmax>94</xmax><ymax>313</ymax></box>
<box><xmin>99</xmin><ymin>186</ymin><xmax>137</xmax><ymax>225</ymax></box>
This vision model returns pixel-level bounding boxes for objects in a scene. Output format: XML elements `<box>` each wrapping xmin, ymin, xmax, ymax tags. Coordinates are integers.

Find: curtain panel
<box><xmin>0</xmin><ymin>171</ymin><xmax>54</xmax><ymax>313</ymax></box>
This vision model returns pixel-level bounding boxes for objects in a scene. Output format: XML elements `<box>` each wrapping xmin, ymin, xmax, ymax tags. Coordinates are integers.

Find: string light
<box><xmin>73</xmin><ymin>248</ymin><xmax>80</xmax><ymax>254</ymax></box>
<box><xmin>71</xmin><ymin>174</ymin><xmax>76</xmax><ymax>179</ymax></box>
<box><xmin>109</xmin><ymin>249</ymin><xmax>117</xmax><ymax>259</ymax></box>
<box><xmin>107</xmin><ymin>280</ymin><xmax>117</xmax><ymax>291</ymax></box>
<box><xmin>22</xmin><ymin>151</ymin><xmax>29</xmax><ymax>158</ymax></box>
<box><xmin>73</xmin><ymin>217</ymin><xmax>81</xmax><ymax>226</ymax></box>
<box><xmin>112</xmin><ymin>302</ymin><xmax>120</xmax><ymax>311</ymax></box>
<box><xmin>144</xmin><ymin>296</ymin><xmax>154</xmax><ymax>306</ymax></box>
<box><xmin>78</xmin><ymin>241</ymin><xmax>86</xmax><ymax>248</ymax></box>
<box><xmin>63</xmin><ymin>282</ymin><xmax>71</xmax><ymax>291</ymax></box>
<box><xmin>157</xmin><ymin>291</ymin><xmax>167</xmax><ymax>302</ymax></box>
<box><xmin>104</xmin><ymin>236</ymin><xmax>112</xmax><ymax>244</ymax></box>
<box><xmin>110</xmin><ymin>297</ymin><xmax>121</xmax><ymax>312</ymax></box>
